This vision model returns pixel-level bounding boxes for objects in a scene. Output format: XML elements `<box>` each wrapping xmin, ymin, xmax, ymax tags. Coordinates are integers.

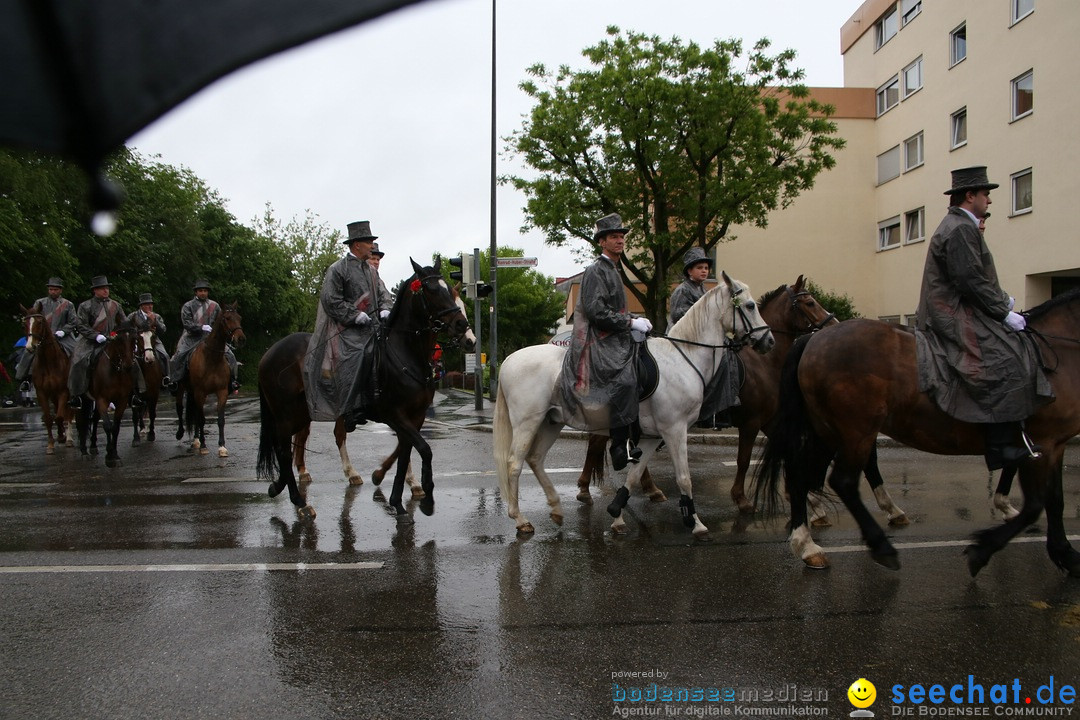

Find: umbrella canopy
<box><xmin>1</xmin><ymin>0</ymin><xmax>431</xmax><ymax>171</ymax></box>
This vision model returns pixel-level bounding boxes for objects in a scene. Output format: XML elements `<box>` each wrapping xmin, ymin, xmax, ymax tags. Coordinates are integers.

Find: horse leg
<box><xmin>788</xmin><ymin>443</ymin><xmax>833</xmax><ymax>568</ymax></box>
<box><xmin>174</xmin><ymin>389</ymin><xmax>185</xmax><ymax>442</ymax></box>
<box><xmin>1040</xmin><ymin>453</ymin><xmax>1080</xmax><ymax>577</ymax></box>
<box><xmin>103</xmin><ymin>401</ymin><xmax>122</xmax><ymax>468</ymax></box>
<box><xmin>215</xmin><ymin>389</ymin><xmax>227</xmax><ymax>457</ymax></box>
<box><xmin>76</xmin><ymin>401</ymin><xmax>90</xmax><ymax>458</ymax></box>
<box><xmin>992</xmin><ymin>465</ymin><xmax>1020</xmax><ymax>520</ymax></box>
<box><xmin>132</xmin><ymin>404</ymin><xmax>142</xmax><ymax>444</ymax></box>
<box><xmin>863</xmin><ymin>444</ymin><xmax>908</xmax><ymax>526</ymax></box>
<box><xmin>267</xmin><ymin>424</ymin><xmax>315</xmax><ymax>519</ymax></box>
<box><xmin>827</xmin><ymin>456</ymin><xmax>898</xmax><ymax>570</ymax></box>
<box><xmin>146</xmin><ymin>400</ymin><xmax>157</xmax><ymax>442</ymax></box>
<box><xmin>730</xmin><ymin>426</ymin><xmax>758</xmax><ymax>513</ymax></box>
<box><xmin>639</xmin><ymin>466</ymin><xmax>665</xmax><ymax>502</ymax></box>
<box><xmin>41</xmin><ymin>397</ymin><xmax>56</xmax><ymax>454</ymax></box>
<box><xmin>667</xmin><ymin>427</ymin><xmax>709</xmax><ymax>538</ymax></box>
<box><xmin>294</xmin><ymin>424</ymin><xmax>312</xmax><ymax>484</ymax></box>
<box><xmin>608</xmin><ymin>439</ymin><xmax>661</xmax><ymax>535</ymax></box>
<box><xmin>504</xmin><ymin>417</ymin><xmax>549</xmax><ymax>534</ymax></box>
<box><xmin>372</xmin><ymin>446</ymin><xmax>395</xmax><ymax>486</ymax></box>
<box><xmin>576</xmin><ymin>434</ymin><xmax>603</xmax><ymax>503</ymax></box>
<box><xmin>524</xmin><ymin>422</ymin><xmax>564</xmax><ymax>527</ymax></box>
<box><xmin>331</xmin><ymin>420</ymin><xmax>362</xmax><ymax>485</ymax></box>
<box><xmin>388</xmin><ymin>438</ymin><xmax>413</xmax><ymax>516</ymax></box>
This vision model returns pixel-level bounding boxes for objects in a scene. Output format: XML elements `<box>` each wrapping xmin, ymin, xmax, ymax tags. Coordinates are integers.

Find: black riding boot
<box><xmin>610</xmin><ymin>425</ymin><xmax>631</xmax><ymax>471</ymax></box>
<box><xmin>343</xmin><ymin>406</ymin><xmax>367</xmax><ymax>433</ymax></box>
<box><xmin>983</xmin><ymin>422</ymin><xmax>1037</xmax><ymax>471</ymax></box>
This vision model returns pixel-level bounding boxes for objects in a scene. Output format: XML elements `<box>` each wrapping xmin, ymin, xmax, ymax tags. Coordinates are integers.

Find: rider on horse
<box><xmin>558</xmin><ymin>213</ymin><xmax>652</xmax><ymax>471</ymax></box>
<box><xmin>304</xmin><ymin>220</ymin><xmax>392</xmax><ymax>432</ymax></box>
<box><xmin>128</xmin><ymin>293</ymin><xmax>170</xmax><ymax>380</ymax></box>
<box><xmin>167</xmin><ymin>279</ymin><xmax>240</xmax><ymax>394</ymax></box>
<box><xmin>15</xmin><ymin>276</ymin><xmax>77</xmax><ymax>389</ymax></box>
<box><xmin>66</xmin><ymin>275</ymin><xmax>147</xmax><ymax>409</ymax></box>
<box><xmin>914</xmin><ymin>166</ymin><xmax>1054</xmax><ymax>471</ymax></box>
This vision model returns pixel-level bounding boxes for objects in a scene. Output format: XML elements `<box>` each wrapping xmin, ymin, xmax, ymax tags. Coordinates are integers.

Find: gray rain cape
<box><xmin>169</xmin><ymin>297</ymin><xmax>238</xmax><ymax>381</ymax></box>
<box><xmin>304</xmin><ymin>253</ymin><xmax>392</xmax><ymax>421</ymax></box>
<box><xmin>16</xmin><ymin>295</ymin><xmax>77</xmax><ymax>380</ymax></box>
<box><xmin>914</xmin><ymin>207</ymin><xmax>1052</xmax><ymax>423</ymax></box>
<box><xmin>68</xmin><ymin>297</ymin><xmax>146</xmax><ymax>397</ymax></box>
<box><xmin>558</xmin><ymin>255</ymin><xmax>639</xmax><ymax>431</ymax></box>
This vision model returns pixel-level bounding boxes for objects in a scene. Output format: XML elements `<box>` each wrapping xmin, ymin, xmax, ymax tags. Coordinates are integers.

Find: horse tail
<box><xmin>753</xmin><ymin>333</ymin><xmax>823</xmax><ymax>516</ymax></box>
<box><xmin>256</xmin><ymin>383</ymin><xmax>279</xmax><ymax>482</ymax></box>
<box><xmin>492</xmin><ymin>381</ymin><xmax>513</xmax><ymax>502</ymax></box>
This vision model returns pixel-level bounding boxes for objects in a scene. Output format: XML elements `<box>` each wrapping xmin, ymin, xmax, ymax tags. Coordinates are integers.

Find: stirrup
<box><xmin>1020</xmin><ymin>430</ymin><xmax>1042</xmax><ymax>460</ymax></box>
<box><xmin>19</xmin><ymin>380</ymin><xmax>31</xmax><ymax>392</ymax></box>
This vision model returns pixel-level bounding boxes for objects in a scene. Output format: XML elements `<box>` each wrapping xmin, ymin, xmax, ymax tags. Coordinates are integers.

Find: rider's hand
<box><xmin>379</xmin><ymin>310</ymin><xmax>390</xmax><ymax>320</ymax></box>
<box><xmin>54</xmin><ymin>330</ymin><xmax>65</xmax><ymax>338</ymax></box>
<box><xmin>355</xmin><ymin>312</ymin><xmax>370</xmax><ymax>325</ymax></box>
<box><xmin>1008</xmin><ymin>296</ymin><xmax>1016</xmax><ymax>311</ymax></box>
<box><xmin>1004</xmin><ymin>311</ymin><xmax>1026</xmax><ymax>332</ymax></box>
<box><xmin>95</xmin><ymin>334</ymin><xmax>107</xmax><ymax>344</ymax></box>
<box><xmin>201</xmin><ymin>324</ymin><xmax>213</xmax><ymax>333</ymax></box>
<box><xmin>630</xmin><ymin>317</ymin><xmax>652</xmax><ymax>334</ymax></box>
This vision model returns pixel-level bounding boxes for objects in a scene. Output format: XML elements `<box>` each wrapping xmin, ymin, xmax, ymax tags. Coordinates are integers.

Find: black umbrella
<box><xmin>1</xmin><ymin>0</ymin><xmax>432</xmax><ymax>215</ymax></box>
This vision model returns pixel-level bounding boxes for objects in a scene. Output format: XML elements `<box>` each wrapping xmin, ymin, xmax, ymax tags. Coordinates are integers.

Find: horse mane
<box><xmin>387</xmin><ymin>275</ymin><xmax>415</xmax><ymax>328</ymax></box>
<box><xmin>758</xmin><ymin>284</ymin><xmax>788</xmax><ymax>310</ymax></box>
<box><xmin>669</xmin><ymin>282</ymin><xmax>731</xmax><ymax>340</ymax></box>
<box><xmin>1025</xmin><ymin>287</ymin><xmax>1080</xmax><ymax>321</ymax></box>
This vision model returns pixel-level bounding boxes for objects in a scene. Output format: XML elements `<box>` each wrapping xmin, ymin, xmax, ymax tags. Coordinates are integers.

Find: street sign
<box><xmin>495</xmin><ymin>257</ymin><xmax>538</xmax><ymax>268</ymax></box>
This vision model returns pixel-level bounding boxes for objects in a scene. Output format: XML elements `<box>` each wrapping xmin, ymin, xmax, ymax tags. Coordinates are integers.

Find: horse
<box><xmin>132</xmin><ymin>325</ymin><xmax>163</xmax><ymax>443</ymax></box>
<box><xmin>20</xmin><ymin>307</ymin><xmax>74</xmax><ymax>454</ymax></box>
<box><xmin>75</xmin><ymin>323</ymin><xmax>139</xmax><ymax>468</ymax></box>
<box><xmin>755</xmin><ymin>289</ymin><xmax>1080</xmax><ymax>578</ymax></box>
<box><xmin>257</xmin><ymin>258</ymin><xmax>475</xmax><ymax>519</ymax></box>
<box><xmin>174</xmin><ymin>302</ymin><xmax>245</xmax><ymax>457</ymax></box>
<box><xmin>570</xmin><ymin>278</ymin><xmax>908</xmax><ymax>525</ymax></box>
<box><xmin>493</xmin><ymin>271</ymin><xmax>775</xmax><ymax>538</ymax></box>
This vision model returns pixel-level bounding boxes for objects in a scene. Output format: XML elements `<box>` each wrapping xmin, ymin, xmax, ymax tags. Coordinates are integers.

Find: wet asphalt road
<box><xmin>1</xmin><ymin>392</ymin><xmax>1080</xmax><ymax>720</ymax></box>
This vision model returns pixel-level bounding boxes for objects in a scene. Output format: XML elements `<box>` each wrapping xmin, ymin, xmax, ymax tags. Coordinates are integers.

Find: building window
<box><xmin>905</xmin><ymin>208</ymin><xmax>925</xmax><ymax>244</ymax></box>
<box><xmin>877</xmin><ymin>75</ymin><xmax>900</xmax><ymax>116</ymax></box>
<box><xmin>878</xmin><ymin>217</ymin><xmax>901</xmax><ymax>251</ymax></box>
<box><xmin>1013</xmin><ymin>0</ymin><xmax>1034</xmax><ymax>24</ymax></box>
<box><xmin>901</xmin><ymin>0</ymin><xmax>922</xmax><ymax>26</ymax></box>
<box><xmin>903</xmin><ymin>132</ymin><xmax>924</xmax><ymax>171</ymax></box>
<box><xmin>877</xmin><ymin>145</ymin><xmax>901</xmax><ymax>185</ymax></box>
<box><xmin>903</xmin><ymin>57</ymin><xmax>923</xmax><ymax>98</ymax></box>
<box><xmin>951</xmin><ymin>107</ymin><xmax>967</xmax><ymax>149</ymax></box>
<box><xmin>875</xmin><ymin>7</ymin><xmax>899</xmax><ymax>49</ymax></box>
<box><xmin>1012</xmin><ymin>70</ymin><xmax>1033</xmax><ymax>120</ymax></box>
<box><xmin>950</xmin><ymin>23</ymin><xmax>967</xmax><ymax>67</ymax></box>
<box><xmin>1012</xmin><ymin>168</ymin><xmax>1032</xmax><ymax>215</ymax></box>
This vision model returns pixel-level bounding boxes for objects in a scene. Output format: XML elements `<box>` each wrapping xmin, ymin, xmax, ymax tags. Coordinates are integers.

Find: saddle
<box><xmin>636</xmin><ymin>342</ymin><xmax>660</xmax><ymax>401</ymax></box>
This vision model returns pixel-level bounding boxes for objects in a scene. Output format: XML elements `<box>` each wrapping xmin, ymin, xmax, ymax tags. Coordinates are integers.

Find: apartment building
<box><xmin>719</xmin><ymin>0</ymin><xmax>1080</xmax><ymax>322</ymax></box>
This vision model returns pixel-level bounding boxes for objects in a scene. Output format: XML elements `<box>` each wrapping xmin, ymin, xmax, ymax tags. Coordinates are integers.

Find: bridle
<box><xmin>399</xmin><ymin>272</ymin><xmax>469</xmax><ymax>339</ymax></box>
<box><xmin>785</xmin><ymin>286</ymin><xmax>836</xmax><ymax>334</ymax></box>
<box><xmin>729</xmin><ymin>284</ymin><xmax>773</xmax><ymax>352</ymax></box>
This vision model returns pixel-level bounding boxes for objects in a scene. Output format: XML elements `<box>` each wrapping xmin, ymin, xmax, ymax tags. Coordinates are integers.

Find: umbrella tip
<box><xmin>90</xmin><ymin>172</ymin><xmax>124</xmax><ymax>236</ymax></box>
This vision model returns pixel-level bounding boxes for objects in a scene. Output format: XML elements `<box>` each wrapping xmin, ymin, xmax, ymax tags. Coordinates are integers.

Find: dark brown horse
<box><xmin>75</xmin><ymin>323</ymin><xmax>138</xmax><ymax>468</ymax></box>
<box><xmin>21</xmin><ymin>308</ymin><xmax>73</xmax><ymax>454</ymax></box>
<box><xmin>257</xmin><ymin>259</ymin><xmax>474</xmax><ymax>518</ymax></box>
<box><xmin>756</xmin><ymin>289</ymin><xmax>1080</xmax><ymax>577</ymax></box>
<box><xmin>132</xmin><ymin>325</ymin><xmax>163</xmax><ymax>443</ymax></box>
<box><xmin>573</xmin><ymin>277</ymin><xmax>908</xmax><ymax>524</ymax></box>
<box><xmin>174</xmin><ymin>302</ymin><xmax>245</xmax><ymax>457</ymax></box>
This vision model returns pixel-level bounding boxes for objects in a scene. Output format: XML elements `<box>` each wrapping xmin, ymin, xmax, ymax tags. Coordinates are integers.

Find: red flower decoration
<box><xmin>109</xmin><ymin>332</ymin><xmax>117</xmax><ymax>338</ymax></box>
<box><xmin>410</xmin><ymin>279</ymin><xmax>422</xmax><ymax>293</ymax></box>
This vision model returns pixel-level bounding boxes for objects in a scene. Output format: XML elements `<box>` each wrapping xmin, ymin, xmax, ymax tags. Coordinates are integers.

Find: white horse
<box><xmin>493</xmin><ymin>272</ymin><xmax>775</xmax><ymax>538</ymax></box>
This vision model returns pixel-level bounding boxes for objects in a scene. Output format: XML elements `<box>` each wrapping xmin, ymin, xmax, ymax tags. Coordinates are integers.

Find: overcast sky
<box><xmin>128</xmin><ymin>0</ymin><xmax>865</xmax><ymax>285</ymax></box>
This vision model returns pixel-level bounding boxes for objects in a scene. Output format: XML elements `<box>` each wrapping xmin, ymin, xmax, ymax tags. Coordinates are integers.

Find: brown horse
<box><xmin>21</xmin><ymin>308</ymin><xmax>73</xmax><ymax>454</ymax></box>
<box><xmin>257</xmin><ymin>259</ymin><xmax>474</xmax><ymax>518</ymax></box>
<box><xmin>132</xmin><ymin>325</ymin><xmax>163</xmax><ymax>443</ymax></box>
<box><xmin>573</xmin><ymin>277</ymin><xmax>907</xmax><ymax>524</ymax></box>
<box><xmin>75</xmin><ymin>323</ymin><xmax>138</xmax><ymax>468</ymax></box>
<box><xmin>756</xmin><ymin>289</ymin><xmax>1080</xmax><ymax>577</ymax></box>
<box><xmin>174</xmin><ymin>302</ymin><xmax>245</xmax><ymax>457</ymax></box>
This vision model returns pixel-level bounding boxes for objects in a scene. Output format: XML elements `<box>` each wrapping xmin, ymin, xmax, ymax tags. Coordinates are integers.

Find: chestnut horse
<box><xmin>573</xmin><ymin>278</ymin><xmax>907</xmax><ymax>525</ymax></box>
<box><xmin>257</xmin><ymin>259</ymin><xmax>474</xmax><ymax>518</ymax></box>
<box><xmin>21</xmin><ymin>308</ymin><xmax>73</xmax><ymax>453</ymax></box>
<box><xmin>174</xmin><ymin>302</ymin><xmax>245</xmax><ymax>457</ymax></box>
<box><xmin>756</xmin><ymin>289</ymin><xmax>1080</xmax><ymax>577</ymax></box>
<box><xmin>132</xmin><ymin>325</ymin><xmax>163</xmax><ymax>443</ymax></box>
<box><xmin>75</xmin><ymin>323</ymin><xmax>138</xmax><ymax>468</ymax></box>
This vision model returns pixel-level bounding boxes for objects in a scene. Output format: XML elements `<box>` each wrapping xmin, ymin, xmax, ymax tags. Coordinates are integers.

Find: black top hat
<box><xmin>682</xmin><ymin>247</ymin><xmax>714</xmax><ymax>276</ymax></box>
<box><xmin>370</xmin><ymin>242</ymin><xmax>385</xmax><ymax>258</ymax></box>
<box><xmin>46</xmin><ymin>277</ymin><xmax>63</xmax><ymax>288</ymax></box>
<box><xmin>944</xmin><ymin>166</ymin><xmax>1000</xmax><ymax>195</ymax></box>
<box><xmin>90</xmin><ymin>275</ymin><xmax>110</xmax><ymax>289</ymax></box>
<box><xmin>138</xmin><ymin>293</ymin><xmax>154</xmax><ymax>305</ymax></box>
<box><xmin>345</xmin><ymin>220</ymin><xmax>378</xmax><ymax>244</ymax></box>
<box><xmin>593</xmin><ymin>213</ymin><xmax>630</xmax><ymax>241</ymax></box>
<box><xmin>193</xmin><ymin>279</ymin><xmax>211</xmax><ymax>291</ymax></box>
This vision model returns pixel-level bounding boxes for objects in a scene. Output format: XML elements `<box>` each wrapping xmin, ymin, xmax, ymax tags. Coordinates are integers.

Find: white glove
<box><xmin>630</xmin><ymin>317</ymin><xmax>652</xmax><ymax>333</ymax></box>
<box><xmin>1004</xmin><ymin>311</ymin><xmax>1026</xmax><ymax>331</ymax></box>
<box><xmin>1007</xmin><ymin>296</ymin><xmax>1016</xmax><ymax>311</ymax></box>
<box><xmin>379</xmin><ymin>310</ymin><xmax>390</xmax><ymax>320</ymax></box>
<box><xmin>354</xmin><ymin>312</ymin><xmax>370</xmax><ymax>325</ymax></box>
<box><xmin>95</xmin><ymin>334</ymin><xmax>107</xmax><ymax>344</ymax></box>
<box><xmin>55</xmin><ymin>330</ymin><xmax>65</xmax><ymax>338</ymax></box>
<box><xmin>201</xmin><ymin>324</ymin><xmax>213</xmax><ymax>333</ymax></box>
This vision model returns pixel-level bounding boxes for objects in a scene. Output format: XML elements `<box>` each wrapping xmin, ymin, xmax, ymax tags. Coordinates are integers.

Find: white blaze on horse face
<box><xmin>140</xmin><ymin>330</ymin><xmax>155</xmax><ymax>363</ymax></box>
<box><xmin>456</xmin><ymin>294</ymin><xmax>478</xmax><ymax>346</ymax></box>
<box><xmin>25</xmin><ymin>317</ymin><xmax>39</xmax><ymax>351</ymax></box>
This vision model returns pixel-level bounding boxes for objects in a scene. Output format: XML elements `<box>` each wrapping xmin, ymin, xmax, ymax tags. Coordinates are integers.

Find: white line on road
<box><xmin>0</xmin><ymin>561</ymin><xmax>384</xmax><ymax>575</ymax></box>
<box><xmin>823</xmin><ymin>534</ymin><xmax>1080</xmax><ymax>554</ymax></box>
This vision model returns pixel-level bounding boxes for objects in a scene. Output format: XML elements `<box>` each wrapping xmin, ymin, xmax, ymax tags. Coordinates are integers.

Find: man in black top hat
<box><xmin>915</xmin><ymin>166</ymin><xmax>1053</xmax><ymax>470</ymax></box>
<box><xmin>128</xmin><ymin>293</ymin><xmax>170</xmax><ymax>379</ymax></box>
<box><xmin>67</xmin><ymin>275</ymin><xmax>146</xmax><ymax>409</ymax></box>
<box><xmin>15</xmin><ymin>276</ymin><xmax>77</xmax><ymax>388</ymax></box>
<box><xmin>168</xmin><ymin>279</ymin><xmax>239</xmax><ymax>393</ymax></box>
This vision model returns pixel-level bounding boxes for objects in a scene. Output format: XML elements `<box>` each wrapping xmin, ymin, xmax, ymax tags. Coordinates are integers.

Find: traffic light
<box><xmin>474</xmin><ymin>283</ymin><xmax>493</xmax><ymax>298</ymax></box>
<box><xmin>448</xmin><ymin>252</ymin><xmax>473</xmax><ymax>289</ymax></box>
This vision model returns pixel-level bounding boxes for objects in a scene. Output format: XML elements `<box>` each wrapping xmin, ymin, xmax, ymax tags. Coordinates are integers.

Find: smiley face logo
<box><xmin>848</xmin><ymin>678</ymin><xmax>876</xmax><ymax>708</ymax></box>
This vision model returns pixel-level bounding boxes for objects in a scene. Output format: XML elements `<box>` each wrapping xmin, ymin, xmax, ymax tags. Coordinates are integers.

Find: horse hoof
<box><xmin>175</xmin><ymin>429</ymin><xmax>184</xmax><ymax>441</ymax></box>
<box><xmin>576</xmin><ymin>490</ymin><xmax>592</xmax><ymax>504</ymax></box>
<box><xmin>199</xmin><ymin>447</ymin><xmax>210</xmax><ymax>456</ymax></box>
<box><xmin>419</xmin><ymin>497</ymin><xmax>434</xmax><ymax>516</ymax></box>
<box><xmin>371</xmin><ymin>471</ymin><xmax>384</xmax><ymax>486</ymax></box>
<box><xmin>298</xmin><ymin>472</ymin><xmax>313</xmax><ymax>485</ymax></box>
<box><xmin>647</xmin><ymin>489</ymin><xmax>668</xmax><ymax>503</ymax></box>
<box><xmin>803</xmin><ymin>554</ymin><xmax>830</xmax><ymax>569</ymax></box>
<box><xmin>1049</xmin><ymin>545</ymin><xmax>1080</xmax><ymax>578</ymax></box>
<box><xmin>736</xmin><ymin>499</ymin><xmax>756</xmax><ymax>514</ymax></box>
<box><xmin>410</xmin><ymin>486</ymin><xmax>425</xmax><ymax>499</ymax></box>
<box><xmin>810</xmin><ymin>516</ymin><xmax>832</xmax><ymax>528</ymax></box>
<box><xmin>517</xmin><ymin>522</ymin><xmax>535</xmax><ymax>535</ymax></box>
<box><xmin>610</xmin><ymin>519</ymin><xmax>628</xmax><ymax>535</ymax></box>
<box><xmin>873</xmin><ymin>552</ymin><xmax>901</xmax><ymax>571</ymax></box>
<box><xmin>297</xmin><ymin>505</ymin><xmax>316</xmax><ymax>519</ymax></box>
<box><xmin>132</xmin><ymin>436</ymin><xmax>141</xmax><ymax>445</ymax></box>
<box><xmin>268</xmin><ymin>482</ymin><xmax>286</xmax><ymax>499</ymax></box>
<box><xmin>964</xmin><ymin>545</ymin><xmax>990</xmax><ymax>577</ymax></box>
<box><xmin>46</xmin><ymin>447</ymin><xmax>55</xmax><ymax>455</ymax></box>
<box><xmin>217</xmin><ymin>447</ymin><xmax>228</xmax><ymax>458</ymax></box>
<box><xmin>147</xmin><ymin>431</ymin><xmax>155</xmax><ymax>442</ymax></box>
<box><xmin>66</xmin><ymin>439</ymin><xmax>74</xmax><ymax>447</ymax></box>
<box><xmin>106</xmin><ymin>458</ymin><xmax>119</xmax><ymax>468</ymax></box>
<box><xmin>692</xmin><ymin>527</ymin><xmax>711</xmax><ymax>540</ymax></box>
<box><xmin>888</xmin><ymin>513</ymin><xmax>910</xmax><ymax>527</ymax></box>
<box><xmin>551</xmin><ymin>512</ymin><xmax>564</xmax><ymax>526</ymax></box>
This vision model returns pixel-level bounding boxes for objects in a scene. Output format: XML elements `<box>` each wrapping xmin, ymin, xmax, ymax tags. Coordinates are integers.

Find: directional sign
<box><xmin>495</xmin><ymin>257</ymin><xmax>538</xmax><ymax>268</ymax></box>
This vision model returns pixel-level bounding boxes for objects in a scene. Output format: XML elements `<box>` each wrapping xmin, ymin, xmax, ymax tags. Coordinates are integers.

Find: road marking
<box><xmin>0</xmin><ymin>561</ymin><xmax>383</xmax><ymax>575</ymax></box>
<box><xmin>182</xmin><ymin>477</ymin><xmax>259</xmax><ymax>483</ymax></box>
<box><xmin>823</xmin><ymin>534</ymin><xmax>1080</xmax><ymax>554</ymax></box>
<box><xmin>722</xmin><ymin>460</ymin><xmax>760</xmax><ymax>467</ymax></box>
<box><xmin>438</xmin><ymin>468</ymin><xmax>582</xmax><ymax>478</ymax></box>
<box><xmin>0</xmin><ymin>483</ymin><xmax>57</xmax><ymax>489</ymax></box>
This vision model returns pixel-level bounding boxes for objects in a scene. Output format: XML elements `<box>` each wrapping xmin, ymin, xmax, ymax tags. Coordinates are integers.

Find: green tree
<box><xmin>805</xmin><ymin>279</ymin><xmax>860</xmax><ymax>322</ymax></box>
<box><xmin>506</xmin><ymin>27</ymin><xmax>845</xmax><ymax>331</ymax></box>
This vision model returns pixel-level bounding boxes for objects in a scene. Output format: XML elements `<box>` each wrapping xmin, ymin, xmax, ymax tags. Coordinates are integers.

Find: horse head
<box><xmin>787</xmin><ymin>275</ymin><xmax>837</xmax><ymax>333</ymax></box>
<box><xmin>22</xmin><ymin>310</ymin><xmax>48</xmax><ymax>353</ymax></box>
<box><xmin>759</xmin><ymin>276</ymin><xmax>838</xmax><ymax>337</ymax></box>
<box><xmin>138</xmin><ymin>326</ymin><xmax>156</xmax><ymax>365</ymax></box>
<box><xmin>108</xmin><ymin>322</ymin><xmax>138</xmax><ymax>372</ymax></box>
<box><xmin>221</xmin><ymin>302</ymin><xmax>246</xmax><ymax>349</ymax></box>
<box><xmin>408</xmin><ymin>258</ymin><xmax>476</xmax><ymax>352</ymax></box>
<box><xmin>721</xmin><ymin>271</ymin><xmax>774</xmax><ymax>354</ymax></box>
